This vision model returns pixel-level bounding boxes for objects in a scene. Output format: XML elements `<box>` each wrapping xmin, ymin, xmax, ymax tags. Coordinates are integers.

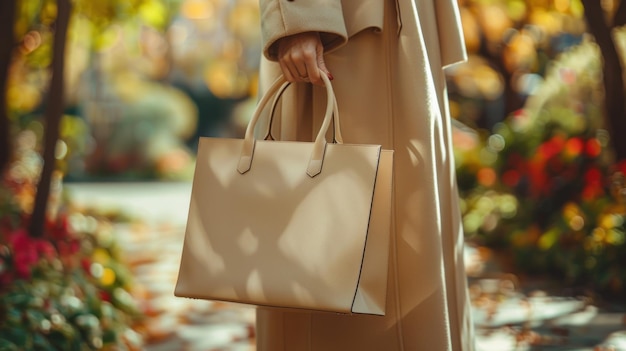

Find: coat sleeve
<box><xmin>259</xmin><ymin>0</ymin><xmax>348</xmax><ymax>61</ymax></box>
<box><xmin>435</xmin><ymin>0</ymin><xmax>467</xmax><ymax>68</ymax></box>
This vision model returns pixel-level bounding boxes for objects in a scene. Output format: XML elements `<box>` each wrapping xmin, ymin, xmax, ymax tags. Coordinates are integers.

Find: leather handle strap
<box><xmin>262</xmin><ymin>81</ymin><xmax>290</xmax><ymax>141</ymax></box>
<box><xmin>306</xmin><ymin>73</ymin><xmax>336</xmax><ymax>176</ymax></box>
<box><xmin>238</xmin><ymin>74</ymin><xmax>339</xmax><ymax>177</ymax></box>
<box><xmin>264</xmin><ymin>81</ymin><xmax>344</xmax><ymax>144</ymax></box>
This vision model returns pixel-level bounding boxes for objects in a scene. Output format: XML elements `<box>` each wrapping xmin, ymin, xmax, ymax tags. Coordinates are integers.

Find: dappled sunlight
<box><xmin>2</xmin><ymin>0</ymin><xmax>626</xmax><ymax>350</ymax></box>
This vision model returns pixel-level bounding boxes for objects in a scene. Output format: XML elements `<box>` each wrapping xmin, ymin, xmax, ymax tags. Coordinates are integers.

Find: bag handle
<box><xmin>237</xmin><ymin>73</ymin><xmax>339</xmax><ymax>177</ymax></box>
<box><xmin>263</xmin><ymin>81</ymin><xmax>344</xmax><ymax>144</ymax></box>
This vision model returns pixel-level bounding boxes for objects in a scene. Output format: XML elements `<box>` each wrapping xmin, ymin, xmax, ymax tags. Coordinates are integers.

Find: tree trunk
<box><xmin>29</xmin><ymin>0</ymin><xmax>72</xmax><ymax>238</ymax></box>
<box><xmin>0</xmin><ymin>0</ymin><xmax>17</xmax><ymax>176</ymax></box>
<box><xmin>582</xmin><ymin>0</ymin><xmax>626</xmax><ymax>161</ymax></box>
<box><xmin>615</xmin><ymin>0</ymin><xmax>626</xmax><ymax>27</ymax></box>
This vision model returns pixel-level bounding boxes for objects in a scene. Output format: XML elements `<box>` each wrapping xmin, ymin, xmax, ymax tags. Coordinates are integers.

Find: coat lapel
<box><xmin>342</xmin><ymin>0</ymin><xmax>466</xmax><ymax>68</ymax></box>
<box><xmin>341</xmin><ymin>0</ymin><xmax>384</xmax><ymax>37</ymax></box>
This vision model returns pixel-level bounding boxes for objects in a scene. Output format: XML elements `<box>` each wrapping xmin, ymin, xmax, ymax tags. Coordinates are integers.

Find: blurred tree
<box><xmin>0</xmin><ymin>0</ymin><xmax>17</xmax><ymax>176</ymax></box>
<box><xmin>582</xmin><ymin>0</ymin><xmax>626</xmax><ymax>161</ymax></box>
<box><xmin>2</xmin><ymin>0</ymin><xmax>182</xmax><ymax>237</ymax></box>
<box><xmin>451</xmin><ymin>0</ymin><xmax>587</xmax><ymax>130</ymax></box>
<box><xmin>29</xmin><ymin>0</ymin><xmax>71</xmax><ymax>238</ymax></box>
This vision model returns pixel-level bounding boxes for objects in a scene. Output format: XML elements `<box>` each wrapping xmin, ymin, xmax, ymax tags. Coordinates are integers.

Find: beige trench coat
<box><xmin>256</xmin><ymin>0</ymin><xmax>474</xmax><ymax>350</ymax></box>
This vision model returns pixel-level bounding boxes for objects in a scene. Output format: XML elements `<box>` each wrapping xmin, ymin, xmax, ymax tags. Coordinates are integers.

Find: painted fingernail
<box><xmin>328</xmin><ymin>73</ymin><xmax>334</xmax><ymax>81</ymax></box>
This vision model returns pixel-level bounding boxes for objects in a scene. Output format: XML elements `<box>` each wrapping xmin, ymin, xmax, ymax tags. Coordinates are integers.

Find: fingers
<box><xmin>278</xmin><ymin>59</ymin><xmax>298</xmax><ymax>82</ymax></box>
<box><xmin>277</xmin><ymin>32</ymin><xmax>333</xmax><ymax>86</ymax></box>
<box><xmin>279</xmin><ymin>42</ymin><xmax>315</xmax><ymax>84</ymax></box>
<box><xmin>303</xmin><ymin>47</ymin><xmax>323</xmax><ymax>86</ymax></box>
<box><xmin>316</xmin><ymin>43</ymin><xmax>333</xmax><ymax>82</ymax></box>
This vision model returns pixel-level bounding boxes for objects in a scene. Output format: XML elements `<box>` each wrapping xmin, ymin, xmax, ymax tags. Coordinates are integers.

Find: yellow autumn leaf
<box><xmin>139</xmin><ymin>0</ymin><xmax>168</xmax><ymax>28</ymax></box>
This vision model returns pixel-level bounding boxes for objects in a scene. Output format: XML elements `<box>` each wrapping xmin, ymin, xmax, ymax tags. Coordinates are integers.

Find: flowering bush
<box><xmin>455</xmin><ymin>41</ymin><xmax>626</xmax><ymax>296</ymax></box>
<box><xmin>0</xmin><ymin>132</ymin><xmax>143</xmax><ymax>350</ymax></box>
<box><xmin>0</xmin><ymin>205</ymin><xmax>143</xmax><ymax>350</ymax></box>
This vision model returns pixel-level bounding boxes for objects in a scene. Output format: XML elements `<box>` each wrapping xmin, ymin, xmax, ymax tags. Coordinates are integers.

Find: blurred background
<box><xmin>1</xmin><ymin>0</ymin><xmax>626</xmax><ymax>350</ymax></box>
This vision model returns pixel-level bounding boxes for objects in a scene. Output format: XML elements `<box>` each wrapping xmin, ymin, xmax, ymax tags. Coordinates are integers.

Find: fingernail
<box><xmin>328</xmin><ymin>73</ymin><xmax>334</xmax><ymax>81</ymax></box>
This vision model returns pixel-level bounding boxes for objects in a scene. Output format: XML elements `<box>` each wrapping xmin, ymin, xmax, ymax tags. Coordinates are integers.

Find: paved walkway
<box><xmin>65</xmin><ymin>182</ymin><xmax>626</xmax><ymax>351</ymax></box>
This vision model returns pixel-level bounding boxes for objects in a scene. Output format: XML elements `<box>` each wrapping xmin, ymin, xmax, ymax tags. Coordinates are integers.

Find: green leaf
<box><xmin>32</xmin><ymin>333</ymin><xmax>55</xmax><ymax>351</ymax></box>
<box><xmin>25</xmin><ymin>310</ymin><xmax>46</xmax><ymax>326</ymax></box>
<box><xmin>102</xmin><ymin>328</ymin><xmax>118</xmax><ymax>344</ymax></box>
<box><xmin>0</xmin><ymin>338</ymin><xmax>19</xmax><ymax>351</ymax></box>
<box><xmin>48</xmin><ymin>328</ymin><xmax>78</xmax><ymax>351</ymax></box>
<box><xmin>5</xmin><ymin>292</ymin><xmax>31</xmax><ymax>309</ymax></box>
<box><xmin>0</xmin><ymin>328</ymin><xmax>28</xmax><ymax>348</ymax></box>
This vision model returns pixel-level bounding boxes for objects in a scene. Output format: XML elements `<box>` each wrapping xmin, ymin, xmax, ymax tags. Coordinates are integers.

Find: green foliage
<box><xmin>72</xmin><ymin>0</ymin><xmax>183</xmax><ymax>31</ymax></box>
<box><xmin>0</xmin><ymin>213</ymin><xmax>144</xmax><ymax>350</ymax></box>
<box><xmin>15</xmin><ymin>0</ymin><xmax>181</xmax><ymax>30</ymax></box>
<box><xmin>13</xmin><ymin>0</ymin><xmax>182</xmax><ymax>65</ymax></box>
<box><xmin>1</xmin><ymin>275</ymin><xmax>124</xmax><ymax>350</ymax></box>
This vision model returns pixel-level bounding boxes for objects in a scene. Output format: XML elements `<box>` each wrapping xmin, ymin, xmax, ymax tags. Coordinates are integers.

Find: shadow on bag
<box><xmin>174</xmin><ymin>74</ymin><xmax>394</xmax><ymax>315</ymax></box>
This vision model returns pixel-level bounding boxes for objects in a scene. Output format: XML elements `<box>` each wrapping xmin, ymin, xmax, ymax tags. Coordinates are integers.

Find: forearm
<box><xmin>259</xmin><ymin>0</ymin><xmax>348</xmax><ymax>61</ymax></box>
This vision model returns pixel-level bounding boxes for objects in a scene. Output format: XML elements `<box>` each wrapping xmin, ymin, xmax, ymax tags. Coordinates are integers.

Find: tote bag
<box><xmin>174</xmin><ymin>74</ymin><xmax>393</xmax><ymax>315</ymax></box>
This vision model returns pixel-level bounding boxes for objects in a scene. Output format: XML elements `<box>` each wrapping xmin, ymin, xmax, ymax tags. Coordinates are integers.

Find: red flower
<box><xmin>81</xmin><ymin>258</ymin><xmax>92</xmax><ymax>273</ymax></box>
<box><xmin>564</xmin><ymin>137</ymin><xmax>584</xmax><ymax>158</ymax></box>
<box><xmin>502</xmin><ymin>170</ymin><xmax>521</xmax><ymax>187</ymax></box>
<box><xmin>69</xmin><ymin>240</ymin><xmax>80</xmax><ymax>254</ymax></box>
<box><xmin>584</xmin><ymin>167</ymin><xmax>603</xmax><ymax>185</ymax></box>
<box><xmin>56</xmin><ymin>239</ymin><xmax>81</xmax><ymax>257</ymax></box>
<box><xmin>99</xmin><ymin>290</ymin><xmax>112</xmax><ymax>302</ymax></box>
<box><xmin>46</xmin><ymin>214</ymin><xmax>71</xmax><ymax>241</ymax></box>
<box><xmin>13</xmin><ymin>250</ymin><xmax>37</xmax><ymax>278</ymax></box>
<box><xmin>7</xmin><ymin>229</ymin><xmax>59</xmax><ymax>279</ymax></box>
<box><xmin>581</xmin><ymin>167</ymin><xmax>606</xmax><ymax>201</ymax></box>
<box><xmin>56</xmin><ymin>241</ymin><xmax>70</xmax><ymax>256</ymax></box>
<box><xmin>10</xmin><ymin>231</ymin><xmax>38</xmax><ymax>278</ymax></box>
<box><xmin>9</xmin><ymin>229</ymin><xmax>33</xmax><ymax>251</ymax></box>
<box><xmin>527</xmin><ymin>159</ymin><xmax>549</xmax><ymax>196</ymax></box>
<box><xmin>538</xmin><ymin>135</ymin><xmax>566</xmax><ymax>160</ymax></box>
<box><xmin>35</xmin><ymin>241</ymin><xmax>57</xmax><ymax>260</ymax></box>
<box><xmin>585</xmin><ymin>138</ymin><xmax>602</xmax><ymax>158</ymax></box>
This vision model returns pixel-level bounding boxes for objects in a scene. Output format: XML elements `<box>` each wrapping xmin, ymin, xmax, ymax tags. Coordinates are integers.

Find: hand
<box><xmin>276</xmin><ymin>32</ymin><xmax>333</xmax><ymax>86</ymax></box>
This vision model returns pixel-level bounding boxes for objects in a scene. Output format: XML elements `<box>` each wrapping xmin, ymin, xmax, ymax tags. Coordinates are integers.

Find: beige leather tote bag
<box><xmin>174</xmin><ymin>74</ymin><xmax>393</xmax><ymax>315</ymax></box>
